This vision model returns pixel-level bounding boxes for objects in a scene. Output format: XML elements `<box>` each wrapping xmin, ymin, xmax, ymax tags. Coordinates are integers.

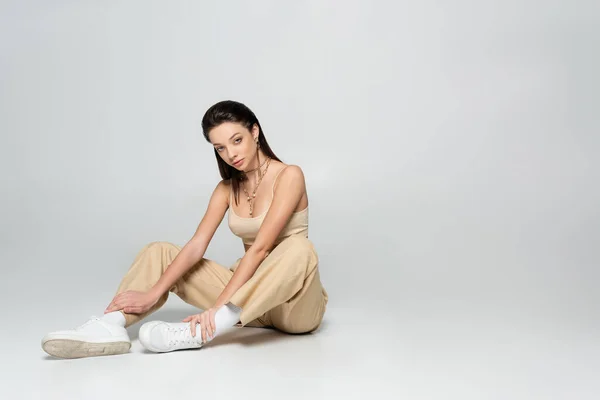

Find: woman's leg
<box><xmin>135</xmin><ymin>235</ymin><xmax>328</xmax><ymax>353</ymax></box>
<box><xmin>268</xmin><ymin>266</ymin><xmax>328</xmax><ymax>334</ymax></box>
<box><xmin>41</xmin><ymin>241</ymin><xmax>238</xmax><ymax>359</ymax></box>
<box><xmin>228</xmin><ymin>235</ymin><xmax>328</xmax><ymax>334</ymax></box>
<box><xmin>114</xmin><ymin>241</ymin><xmax>234</xmax><ymax>327</ymax></box>
<box><xmin>122</xmin><ymin>237</ymin><xmax>328</xmax><ymax>334</ymax></box>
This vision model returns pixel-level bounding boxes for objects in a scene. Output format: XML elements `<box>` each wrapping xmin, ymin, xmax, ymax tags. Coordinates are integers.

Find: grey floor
<box><xmin>4</xmin><ymin>298</ymin><xmax>599</xmax><ymax>399</ymax></box>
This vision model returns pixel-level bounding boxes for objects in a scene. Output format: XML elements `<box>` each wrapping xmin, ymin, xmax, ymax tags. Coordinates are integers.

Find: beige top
<box><xmin>228</xmin><ymin>166</ymin><xmax>309</xmax><ymax>246</ymax></box>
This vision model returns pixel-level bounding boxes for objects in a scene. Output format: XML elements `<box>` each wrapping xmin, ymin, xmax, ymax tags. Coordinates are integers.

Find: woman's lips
<box><xmin>233</xmin><ymin>158</ymin><xmax>244</xmax><ymax>167</ymax></box>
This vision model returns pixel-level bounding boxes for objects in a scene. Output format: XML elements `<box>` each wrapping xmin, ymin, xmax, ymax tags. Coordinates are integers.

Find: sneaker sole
<box><xmin>42</xmin><ymin>339</ymin><xmax>131</xmax><ymax>359</ymax></box>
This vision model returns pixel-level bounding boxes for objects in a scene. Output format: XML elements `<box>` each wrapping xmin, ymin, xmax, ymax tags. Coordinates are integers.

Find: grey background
<box><xmin>1</xmin><ymin>1</ymin><xmax>598</xmax><ymax>399</ymax></box>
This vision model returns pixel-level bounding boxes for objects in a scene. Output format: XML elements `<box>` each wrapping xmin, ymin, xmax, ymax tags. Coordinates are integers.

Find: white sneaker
<box><xmin>41</xmin><ymin>316</ymin><xmax>131</xmax><ymax>359</ymax></box>
<box><xmin>139</xmin><ymin>321</ymin><xmax>205</xmax><ymax>353</ymax></box>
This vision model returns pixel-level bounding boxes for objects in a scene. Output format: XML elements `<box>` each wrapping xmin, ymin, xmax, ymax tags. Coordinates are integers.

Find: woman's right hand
<box><xmin>104</xmin><ymin>290</ymin><xmax>159</xmax><ymax>315</ymax></box>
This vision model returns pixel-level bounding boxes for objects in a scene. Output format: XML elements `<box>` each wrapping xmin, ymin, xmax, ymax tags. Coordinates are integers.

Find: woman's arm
<box><xmin>148</xmin><ymin>180</ymin><xmax>230</xmax><ymax>299</ymax></box>
<box><xmin>213</xmin><ymin>165</ymin><xmax>306</xmax><ymax>308</ymax></box>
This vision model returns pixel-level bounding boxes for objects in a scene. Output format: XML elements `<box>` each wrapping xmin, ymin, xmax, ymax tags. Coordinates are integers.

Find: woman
<box><xmin>41</xmin><ymin>100</ymin><xmax>328</xmax><ymax>359</ymax></box>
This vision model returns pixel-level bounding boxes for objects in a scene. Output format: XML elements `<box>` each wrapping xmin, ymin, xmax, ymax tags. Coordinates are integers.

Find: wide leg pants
<box><xmin>114</xmin><ymin>235</ymin><xmax>329</xmax><ymax>334</ymax></box>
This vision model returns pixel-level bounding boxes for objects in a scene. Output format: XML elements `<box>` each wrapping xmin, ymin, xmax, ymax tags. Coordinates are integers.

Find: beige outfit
<box><xmin>115</xmin><ymin>166</ymin><xmax>328</xmax><ymax>333</ymax></box>
<box><xmin>228</xmin><ymin>170</ymin><xmax>309</xmax><ymax>247</ymax></box>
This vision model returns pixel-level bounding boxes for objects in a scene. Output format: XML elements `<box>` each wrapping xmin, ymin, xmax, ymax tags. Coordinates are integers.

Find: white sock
<box><xmin>102</xmin><ymin>311</ymin><xmax>126</xmax><ymax>327</ymax></box>
<box><xmin>207</xmin><ymin>303</ymin><xmax>242</xmax><ymax>342</ymax></box>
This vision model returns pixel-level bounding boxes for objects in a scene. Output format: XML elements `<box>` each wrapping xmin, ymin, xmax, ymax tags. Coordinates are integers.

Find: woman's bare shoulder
<box><xmin>272</xmin><ymin>161</ymin><xmax>304</xmax><ymax>175</ymax></box>
<box><xmin>213</xmin><ymin>179</ymin><xmax>232</xmax><ymax>206</ymax></box>
<box><xmin>278</xmin><ymin>163</ymin><xmax>304</xmax><ymax>178</ymax></box>
<box><xmin>272</xmin><ymin>164</ymin><xmax>306</xmax><ymax>196</ymax></box>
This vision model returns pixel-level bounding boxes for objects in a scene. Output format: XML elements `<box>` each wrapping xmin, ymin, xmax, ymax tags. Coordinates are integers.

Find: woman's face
<box><xmin>208</xmin><ymin>122</ymin><xmax>259</xmax><ymax>170</ymax></box>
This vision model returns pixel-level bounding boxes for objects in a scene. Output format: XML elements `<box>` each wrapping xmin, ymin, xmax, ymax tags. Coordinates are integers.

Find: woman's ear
<box><xmin>251</xmin><ymin>124</ymin><xmax>260</xmax><ymax>140</ymax></box>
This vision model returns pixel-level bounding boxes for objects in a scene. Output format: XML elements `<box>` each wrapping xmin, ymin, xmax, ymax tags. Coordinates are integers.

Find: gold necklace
<box><xmin>244</xmin><ymin>157</ymin><xmax>268</xmax><ymax>174</ymax></box>
<box><xmin>241</xmin><ymin>157</ymin><xmax>272</xmax><ymax>217</ymax></box>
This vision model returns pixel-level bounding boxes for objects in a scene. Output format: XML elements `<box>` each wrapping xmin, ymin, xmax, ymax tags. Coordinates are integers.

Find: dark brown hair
<box><xmin>201</xmin><ymin>100</ymin><xmax>282</xmax><ymax>206</ymax></box>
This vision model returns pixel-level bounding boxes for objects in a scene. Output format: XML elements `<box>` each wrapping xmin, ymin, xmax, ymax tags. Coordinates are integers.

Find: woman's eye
<box><xmin>234</xmin><ymin>138</ymin><xmax>242</xmax><ymax>144</ymax></box>
<box><xmin>216</xmin><ymin>147</ymin><xmax>223</xmax><ymax>152</ymax></box>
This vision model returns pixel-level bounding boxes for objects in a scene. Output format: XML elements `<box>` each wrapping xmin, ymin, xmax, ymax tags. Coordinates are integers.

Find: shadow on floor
<box><xmin>41</xmin><ymin>308</ymin><xmax>329</xmax><ymax>359</ymax></box>
<box><xmin>128</xmin><ymin>307</ymin><xmax>328</xmax><ymax>350</ymax></box>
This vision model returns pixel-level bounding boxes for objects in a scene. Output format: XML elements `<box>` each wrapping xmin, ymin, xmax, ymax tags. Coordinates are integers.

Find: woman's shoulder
<box><xmin>214</xmin><ymin>179</ymin><xmax>232</xmax><ymax>203</ymax></box>
<box><xmin>272</xmin><ymin>161</ymin><xmax>303</xmax><ymax>176</ymax></box>
<box><xmin>217</xmin><ymin>178</ymin><xmax>232</xmax><ymax>188</ymax></box>
<box><xmin>272</xmin><ymin>163</ymin><xmax>306</xmax><ymax>192</ymax></box>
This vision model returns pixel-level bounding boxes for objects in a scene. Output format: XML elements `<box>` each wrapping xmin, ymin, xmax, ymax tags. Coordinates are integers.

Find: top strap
<box><xmin>271</xmin><ymin>165</ymin><xmax>290</xmax><ymax>196</ymax></box>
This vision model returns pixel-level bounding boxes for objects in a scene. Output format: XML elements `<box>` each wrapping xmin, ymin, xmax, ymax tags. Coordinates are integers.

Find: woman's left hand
<box><xmin>104</xmin><ymin>290</ymin><xmax>159</xmax><ymax>315</ymax></box>
<box><xmin>183</xmin><ymin>306</ymin><xmax>221</xmax><ymax>343</ymax></box>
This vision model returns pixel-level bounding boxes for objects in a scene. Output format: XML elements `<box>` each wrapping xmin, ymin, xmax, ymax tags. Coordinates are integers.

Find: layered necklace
<box><xmin>240</xmin><ymin>156</ymin><xmax>272</xmax><ymax>217</ymax></box>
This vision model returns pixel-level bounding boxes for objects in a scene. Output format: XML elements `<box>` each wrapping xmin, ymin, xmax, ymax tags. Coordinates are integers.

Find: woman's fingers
<box><xmin>106</xmin><ymin>291</ymin><xmax>151</xmax><ymax>314</ymax></box>
<box><xmin>106</xmin><ymin>293</ymin><xmax>124</xmax><ymax>311</ymax></box>
<box><xmin>182</xmin><ymin>313</ymin><xmax>213</xmax><ymax>342</ymax></box>
<box><xmin>105</xmin><ymin>297</ymin><xmax>116</xmax><ymax>312</ymax></box>
<box><xmin>202</xmin><ymin>314</ymin><xmax>208</xmax><ymax>340</ymax></box>
<box><xmin>210</xmin><ymin>312</ymin><xmax>217</xmax><ymax>337</ymax></box>
<box><xmin>109</xmin><ymin>293</ymin><xmax>141</xmax><ymax>311</ymax></box>
<box><xmin>205</xmin><ymin>320</ymin><xmax>212</xmax><ymax>341</ymax></box>
<box><xmin>199</xmin><ymin>316</ymin><xmax>205</xmax><ymax>343</ymax></box>
<box><xmin>191</xmin><ymin>317</ymin><xmax>198</xmax><ymax>338</ymax></box>
<box><xmin>200</xmin><ymin>314</ymin><xmax>208</xmax><ymax>343</ymax></box>
<box><xmin>208</xmin><ymin>314</ymin><xmax>215</xmax><ymax>340</ymax></box>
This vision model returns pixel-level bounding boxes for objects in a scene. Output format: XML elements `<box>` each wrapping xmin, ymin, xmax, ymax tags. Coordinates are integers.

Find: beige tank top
<box><xmin>228</xmin><ymin>166</ymin><xmax>309</xmax><ymax>246</ymax></box>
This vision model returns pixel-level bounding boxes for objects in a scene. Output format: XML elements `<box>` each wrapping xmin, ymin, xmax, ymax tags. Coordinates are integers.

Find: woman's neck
<box><xmin>243</xmin><ymin>151</ymin><xmax>268</xmax><ymax>183</ymax></box>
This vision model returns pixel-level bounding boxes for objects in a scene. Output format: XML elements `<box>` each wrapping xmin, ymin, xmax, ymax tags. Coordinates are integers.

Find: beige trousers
<box><xmin>114</xmin><ymin>234</ymin><xmax>328</xmax><ymax>334</ymax></box>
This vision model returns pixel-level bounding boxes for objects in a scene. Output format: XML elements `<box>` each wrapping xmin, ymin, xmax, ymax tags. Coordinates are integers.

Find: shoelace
<box><xmin>166</xmin><ymin>326</ymin><xmax>203</xmax><ymax>347</ymax></box>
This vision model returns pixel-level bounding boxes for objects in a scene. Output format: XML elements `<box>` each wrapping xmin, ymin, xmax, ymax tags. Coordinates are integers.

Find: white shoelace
<box><xmin>166</xmin><ymin>326</ymin><xmax>203</xmax><ymax>348</ymax></box>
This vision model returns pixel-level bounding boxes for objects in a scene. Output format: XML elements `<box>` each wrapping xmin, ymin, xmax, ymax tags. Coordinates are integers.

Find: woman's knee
<box><xmin>144</xmin><ymin>241</ymin><xmax>178</xmax><ymax>251</ymax></box>
<box><xmin>141</xmin><ymin>241</ymin><xmax>182</xmax><ymax>260</ymax></box>
<box><xmin>140</xmin><ymin>242</ymin><xmax>181</xmax><ymax>272</ymax></box>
